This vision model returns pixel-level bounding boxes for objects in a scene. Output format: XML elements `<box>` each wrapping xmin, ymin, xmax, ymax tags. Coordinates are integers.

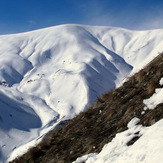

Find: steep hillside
<box><xmin>1</xmin><ymin>24</ymin><xmax>163</xmax><ymax>162</ymax></box>
<box><xmin>11</xmin><ymin>53</ymin><xmax>163</xmax><ymax>163</ymax></box>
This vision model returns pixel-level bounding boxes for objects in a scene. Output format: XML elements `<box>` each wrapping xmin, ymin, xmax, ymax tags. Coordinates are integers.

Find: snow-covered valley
<box><xmin>0</xmin><ymin>24</ymin><xmax>163</xmax><ymax>162</ymax></box>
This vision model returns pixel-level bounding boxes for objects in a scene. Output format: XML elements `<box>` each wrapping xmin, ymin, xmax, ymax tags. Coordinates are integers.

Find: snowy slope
<box><xmin>74</xmin><ymin>78</ymin><xmax>163</xmax><ymax>163</ymax></box>
<box><xmin>74</xmin><ymin>119</ymin><xmax>163</xmax><ymax>163</ymax></box>
<box><xmin>0</xmin><ymin>86</ymin><xmax>59</xmax><ymax>162</ymax></box>
<box><xmin>0</xmin><ymin>24</ymin><xmax>163</xmax><ymax>162</ymax></box>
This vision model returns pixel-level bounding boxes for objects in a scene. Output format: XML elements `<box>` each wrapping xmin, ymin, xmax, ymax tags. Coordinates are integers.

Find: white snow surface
<box><xmin>143</xmin><ymin>78</ymin><xmax>163</xmax><ymax>110</ymax></box>
<box><xmin>0</xmin><ymin>24</ymin><xmax>163</xmax><ymax>162</ymax></box>
<box><xmin>74</xmin><ymin>77</ymin><xmax>163</xmax><ymax>163</ymax></box>
<box><xmin>143</xmin><ymin>88</ymin><xmax>163</xmax><ymax>110</ymax></box>
<box><xmin>74</xmin><ymin>118</ymin><xmax>163</xmax><ymax>163</ymax></box>
<box><xmin>159</xmin><ymin>77</ymin><xmax>163</xmax><ymax>85</ymax></box>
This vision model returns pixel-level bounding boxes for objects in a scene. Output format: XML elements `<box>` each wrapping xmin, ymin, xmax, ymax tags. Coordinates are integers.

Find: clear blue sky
<box><xmin>0</xmin><ymin>0</ymin><xmax>163</xmax><ymax>34</ymax></box>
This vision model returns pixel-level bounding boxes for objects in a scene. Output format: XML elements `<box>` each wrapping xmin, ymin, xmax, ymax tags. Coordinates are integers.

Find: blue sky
<box><xmin>0</xmin><ymin>0</ymin><xmax>163</xmax><ymax>34</ymax></box>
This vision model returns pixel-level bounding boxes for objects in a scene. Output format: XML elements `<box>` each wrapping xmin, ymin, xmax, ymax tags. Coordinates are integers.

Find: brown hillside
<box><xmin>11</xmin><ymin>53</ymin><xmax>163</xmax><ymax>163</ymax></box>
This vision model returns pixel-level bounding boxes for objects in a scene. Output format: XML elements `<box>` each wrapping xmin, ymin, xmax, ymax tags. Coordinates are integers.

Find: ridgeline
<box><xmin>12</xmin><ymin>53</ymin><xmax>163</xmax><ymax>163</ymax></box>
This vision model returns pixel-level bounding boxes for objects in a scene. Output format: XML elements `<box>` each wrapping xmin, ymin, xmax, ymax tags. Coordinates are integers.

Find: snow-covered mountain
<box><xmin>0</xmin><ymin>24</ymin><xmax>163</xmax><ymax>162</ymax></box>
<box><xmin>11</xmin><ymin>52</ymin><xmax>163</xmax><ymax>163</ymax></box>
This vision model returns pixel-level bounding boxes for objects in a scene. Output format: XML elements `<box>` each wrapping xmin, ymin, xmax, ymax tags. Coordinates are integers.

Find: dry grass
<box><xmin>11</xmin><ymin>53</ymin><xmax>163</xmax><ymax>163</ymax></box>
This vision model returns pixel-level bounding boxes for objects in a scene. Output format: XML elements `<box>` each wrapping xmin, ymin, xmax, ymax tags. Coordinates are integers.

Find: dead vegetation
<box><xmin>11</xmin><ymin>53</ymin><xmax>163</xmax><ymax>163</ymax></box>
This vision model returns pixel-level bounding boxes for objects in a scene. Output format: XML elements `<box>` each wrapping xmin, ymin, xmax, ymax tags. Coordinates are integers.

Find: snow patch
<box><xmin>159</xmin><ymin>77</ymin><xmax>163</xmax><ymax>85</ymax></box>
<box><xmin>74</xmin><ymin>119</ymin><xmax>163</xmax><ymax>163</ymax></box>
<box><xmin>143</xmin><ymin>78</ymin><xmax>163</xmax><ymax>110</ymax></box>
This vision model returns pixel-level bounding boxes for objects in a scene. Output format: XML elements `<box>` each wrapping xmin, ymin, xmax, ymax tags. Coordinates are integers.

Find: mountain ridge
<box><xmin>0</xmin><ymin>24</ymin><xmax>163</xmax><ymax>162</ymax></box>
<box><xmin>11</xmin><ymin>52</ymin><xmax>163</xmax><ymax>163</ymax></box>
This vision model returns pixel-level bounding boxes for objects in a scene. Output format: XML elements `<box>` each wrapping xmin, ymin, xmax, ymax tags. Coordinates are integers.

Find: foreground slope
<box><xmin>0</xmin><ymin>24</ymin><xmax>163</xmax><ymax>162</ymax></box>
<box><xmin>12</xmin><ymin>53</ymin><xmax>163</xmax><ymax>163</ymax></box>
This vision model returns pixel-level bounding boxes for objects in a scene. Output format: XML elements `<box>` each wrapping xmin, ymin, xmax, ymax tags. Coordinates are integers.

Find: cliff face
<box><xmin>12</xmin><ymin>53</ymin><xmax>163</xmax><ymax>163</ymax></box>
